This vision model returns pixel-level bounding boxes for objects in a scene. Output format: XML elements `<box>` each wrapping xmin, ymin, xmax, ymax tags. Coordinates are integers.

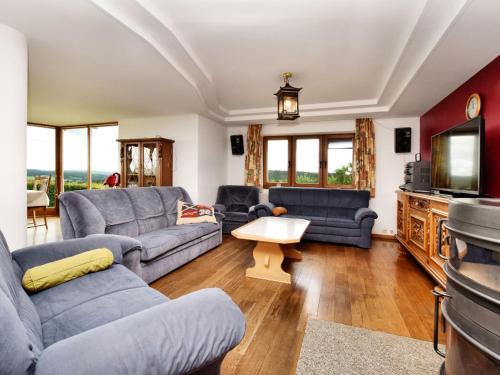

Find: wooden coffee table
<box><xmin>231</xmin><ymin>216</ymin><xmax>310</xmax><ymax>284</ymax></box>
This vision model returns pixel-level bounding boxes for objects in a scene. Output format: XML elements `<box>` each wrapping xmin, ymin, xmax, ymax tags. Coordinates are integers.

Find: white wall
<box><xmin>226</xmin><ymin>118</ymin><xmax>420</xmax><ymax>235</ymax></box>
<box><xmin>119</xmin><ymin>114</ymin><xmax>226</xmax><ymax>203</ymax></box>
<box><xmin>119</xmin><ymin>114</ymin><xmax>200</xmax><ymax>200</ymax></box>
<box><xmin>197</xmin><ymin>116</ymin><xmax>227</xmax><ymax>203</ymax></box>
<box><xmin>0</xmin><ymin>25</ymin><xmax>27</xmax><ymax>250</ymax></box>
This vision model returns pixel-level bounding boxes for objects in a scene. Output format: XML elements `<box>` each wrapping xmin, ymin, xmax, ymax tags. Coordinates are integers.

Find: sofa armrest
<box><xmin>214</xmin><ymin>211</ymin><xmax>225</xmax><ymax>224</ymax></box>
<box><xmin>86</xmin><ymin>234</ymin><xmax>142</xmax><ymax>256</ymax></box>
<box><xmin>35</xmin><ymin>288</ymin><xmax>246</xmax><ymax>375</ymax></box>
<box><xmin>354</xmin><ymin>207</ymin><xmax>378</xmax><ymax>222</ymax></box>
<box><xmin>213</xmin><ymin>203</ymin><xmax>226</xmax><ymax>214</ymax></box>
<box><xmin>12</xmin><ymin>235</ymin><xmax>127</xmax><ymax>272</ymax></box>
<box><xmin>248</xmin><ymin>202</ymin><xmax>275</xmax><ymax>221</ymax></box>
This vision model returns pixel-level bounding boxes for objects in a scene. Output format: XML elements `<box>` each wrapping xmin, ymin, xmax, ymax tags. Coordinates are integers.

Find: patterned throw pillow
<box><xmin>176</xmin><ymin>200</ymin><xmax>217</xmax><ymax>225</ymax></box>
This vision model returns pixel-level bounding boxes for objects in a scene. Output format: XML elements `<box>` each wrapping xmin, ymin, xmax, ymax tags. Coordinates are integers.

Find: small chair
<box><xmin>214</xmin><ymin>185</ymin><xmax>260</xmax><ymax>234</ymax></box>
<box><xmin>27</xmin><ymin>175</ymin><xmax>51</xmax><ymax>229</ymax></box>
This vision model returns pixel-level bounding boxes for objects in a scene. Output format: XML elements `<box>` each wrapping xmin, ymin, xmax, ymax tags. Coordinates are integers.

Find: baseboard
<box><xmin>372</xmin><ymin>233</ymin><xmax>396</xmax><ymax>241</ymax></box>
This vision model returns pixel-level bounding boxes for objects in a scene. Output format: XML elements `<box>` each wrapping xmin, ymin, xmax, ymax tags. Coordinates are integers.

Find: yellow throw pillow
<box><xmin>22</xmin><ymin>248</ymin><xmax>114</xmax><ymax>293</ymax></box>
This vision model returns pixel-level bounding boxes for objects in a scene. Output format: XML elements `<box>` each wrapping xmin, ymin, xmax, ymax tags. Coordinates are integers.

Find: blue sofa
<box><xmin>0</xmin><ymin>231</ymin><xmax>245</xmax><ymax>375</ymax></box>
<box><xmin>213</xmin><ymin>185</ymin><xmax>260</xmax><ymax>234</ymax></box>
<box><xmin>59</xmin><ymin>187</ymin><xmax>223</xmax><ymax>284</ymax></box>
<box><xmin>248</xmin><ymin>187</ymin><xmax>378</xmax><ymax>248</ymax></box>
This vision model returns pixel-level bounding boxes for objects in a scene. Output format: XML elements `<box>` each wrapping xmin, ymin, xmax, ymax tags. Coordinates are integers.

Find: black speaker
<box><xmin>395</xmin><ymin>127</ymin><xmax>411</xmax><ymax>153</ymax></box>
<box><xmin>230</xmin><ymin>135</ymin><xmax>244</xmax><ymax>155</ymax></box>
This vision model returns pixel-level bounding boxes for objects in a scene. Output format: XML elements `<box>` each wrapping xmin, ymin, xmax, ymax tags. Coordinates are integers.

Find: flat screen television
<box><xmin>431</xmin><ymin>116</ymin><xmax>484</xmax><ymax>195</ymax></box>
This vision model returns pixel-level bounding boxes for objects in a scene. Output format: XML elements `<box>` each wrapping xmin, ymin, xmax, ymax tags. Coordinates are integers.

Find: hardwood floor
<box><xmin>27</xmin><ymin>220</ymin><xmax>439</xmax><ymax>374</ymax></box>
<box><xmin>26</xmin><ymin>216</ymin><xmax>62</xmax><ymax>246</ymax></box>
<box><xmin>151</xmin><ymin>236</ymin><xmax>439</xmax><ymax>375</ymax></box>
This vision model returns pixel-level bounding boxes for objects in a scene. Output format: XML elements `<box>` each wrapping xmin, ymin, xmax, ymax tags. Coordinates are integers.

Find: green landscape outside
<box><xmin>268</xmin><ymin>162</ymin><xmax>353</xmax><ymax>185</ymax></box>
<box><xmin>27</xmin><ymin>169</ymin><xmax>110</xmax><ymax>207</ymax></box>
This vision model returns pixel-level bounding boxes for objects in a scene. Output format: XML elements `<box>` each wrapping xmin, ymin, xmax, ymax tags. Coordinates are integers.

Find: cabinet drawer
<box><xmin>409</xmin><ymin>197</ymin><xmax>430</xmax><ymax>212</ymax></box>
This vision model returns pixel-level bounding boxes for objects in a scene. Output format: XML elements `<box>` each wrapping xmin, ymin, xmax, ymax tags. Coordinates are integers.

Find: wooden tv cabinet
<box><xmin>396</xmin><ymin>190</ymin><xmax>450</xmax><ymax>287</ymax></box>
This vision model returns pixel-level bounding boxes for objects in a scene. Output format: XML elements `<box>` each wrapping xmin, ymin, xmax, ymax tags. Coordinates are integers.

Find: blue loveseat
<box><xmin>248</xmin><ymin>187</ymin><xmax>378</xmax><ymax>248</ymax></box>
<box><xmin>0</xmin><ymin>231</ymin><xmax>245</xmax><ymax>375</ymax></box>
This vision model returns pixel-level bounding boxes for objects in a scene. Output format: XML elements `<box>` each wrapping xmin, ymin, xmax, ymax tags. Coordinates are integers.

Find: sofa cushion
<box><xmin>30</xmin><ymin>264</ymin><xmax>167</xmax><ymax>347</ymax></box>
<box><xmin>137</xmin><ymin>223</ymin><xmax>220</xmax><ymax>261</ymax></box>
<box><xmin>307</xmin><ymin>224</ymin><xmax>361</xmax><ymax>237</ymax></box>
<box><xmin>125</xmin><ymin>188</ymin><xmax>167</xmax><ymax>234</ymax></box>
<box><xmin>325</xmin><ymin>217</ymin><xmax>360</xmax><ymax>229</ymax></box>
<box><xmin>31</xmin><ymin>265</ymin><xmax>148</xmax><ymax>324</ymax></box>
<box><xmin>0</xmin><ymin>233</ymin><xmax>42</xmax><ymax>374</ymax></box>
<box><xmin>224</xmin><ymin>211</ymin><xmax>248</xmax><ymax>223</ymax></box>
<box><xmin>281</xmin><ymin>214</ymin><xmax>326</xmax><ymax>226</ymax></box>
<box><xmin>155</xmin><ymin>187</ymin><xmax>192</xmax><ymax>226</ymax></box>
<box><xmin>72</xmin><ymin>189</ymin><xmax>139</xmax><ymax>237</ymax></box>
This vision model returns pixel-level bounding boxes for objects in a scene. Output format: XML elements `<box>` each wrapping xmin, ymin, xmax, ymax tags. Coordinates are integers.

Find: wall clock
<box><xmin>466</xmin><ymin>93</ymin><xmax>481</xmax><ymax>120</ymax></box>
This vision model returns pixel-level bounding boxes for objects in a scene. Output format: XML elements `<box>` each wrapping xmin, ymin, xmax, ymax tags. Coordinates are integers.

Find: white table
<box><xmin>232</xmin><ymin>216</ymin><xmax>310</xmax><ymax>284</ymax></box>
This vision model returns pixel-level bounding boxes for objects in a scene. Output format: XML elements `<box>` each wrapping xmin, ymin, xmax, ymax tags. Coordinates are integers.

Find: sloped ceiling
<box><xmin>0</xmin><ymin>0</ymin><xmax>499</xmax><ymax>125</ymax></box>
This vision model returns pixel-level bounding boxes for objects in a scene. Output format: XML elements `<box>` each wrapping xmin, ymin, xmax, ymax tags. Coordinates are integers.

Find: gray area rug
<box><xmin>297</xmin><ymin>319</ymin><xmax>443</xmax><ymax>375</ymax></box>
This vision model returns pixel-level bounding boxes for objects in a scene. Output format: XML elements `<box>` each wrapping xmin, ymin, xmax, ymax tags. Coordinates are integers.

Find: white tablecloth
<box><xmin>27</xmin><ymin>190</ymin><xmax>49</xmax><ymax>208</ymax></box>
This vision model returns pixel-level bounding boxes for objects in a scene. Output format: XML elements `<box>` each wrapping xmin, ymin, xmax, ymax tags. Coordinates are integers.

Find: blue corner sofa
<box><xmin>248</xmin><ymin>187</ymin><xmax>378</xmax><ymax>248</ymax></box>
<box><xmin>213</xmin><ymin>185</ymin><xmax>260</xmax><ymax>234</ymax></box>
<box><xmin>0</xmin><ymin>230</ymin><xmax>245</xmax><ymax>375</ymax></box>
<box><xmin>59</xmin><ymin>187</ymin><xmax>223</xmax><ymax>284</ymax></box>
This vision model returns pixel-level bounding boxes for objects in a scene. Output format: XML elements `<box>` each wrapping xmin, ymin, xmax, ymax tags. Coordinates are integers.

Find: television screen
<box><xmin>431</xmin><ymin>116</ymin><xmax>484</xmax><ymax>194</ymax></box>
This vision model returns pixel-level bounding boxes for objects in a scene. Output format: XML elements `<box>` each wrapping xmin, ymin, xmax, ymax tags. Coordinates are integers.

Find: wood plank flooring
<box><xmin>151</xmin><ymin>236</ymin><xmax>438</xmax><ymax>375</ymax></box>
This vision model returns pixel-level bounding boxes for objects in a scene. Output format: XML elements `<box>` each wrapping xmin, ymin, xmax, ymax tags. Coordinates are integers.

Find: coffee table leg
<box><xmin>246</xmin><ymin>241</ymin><xmax>291</xmax><ymax>284</ymax></box>
<box><xmin>280</xmin><ymin>244</ymin><xmax>302</xmax><ymax>260</ymax></box>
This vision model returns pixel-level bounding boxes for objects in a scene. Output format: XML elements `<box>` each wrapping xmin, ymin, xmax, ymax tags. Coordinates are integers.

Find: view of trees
<box><xmin>27</xmin><ymin>169</ymin><xmax>111</xmax><ymax>207</ymax></box>
<box><xmin>268</xmin><ymin>162</ymin><xmax>352</xmax><ymax>185</ymax></box>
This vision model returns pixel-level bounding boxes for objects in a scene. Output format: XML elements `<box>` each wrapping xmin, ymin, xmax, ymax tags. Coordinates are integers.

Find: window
<box><xmin>263</xmin><ymin>133</ymin><xmax>354</xmax><ymax>188</ymax></box>
<box><xmin>326</xmin><ymin>137</ymin><xmax>353</xmax><ymax>187</ymax></box>
<box><xmin>91</xmin><ymin>126</ymin><xmax>119</xmax><ymax>188</ymax></box>
<box><xmin>265</xmin><ymin>138</ymin><xmax>290</xmax><ymax>184</ymax></box>
<box><xmin>63</xmin><ymin>128</ymin><xmax>88</xmax><ymax>191</ymax></box>
<box><xmin>295</xmin><ymin>137</ymin><xmax>320</xmax><ymax>186</ymax></box>
<box><xmin>27</xmin><ymin>126</ymin><xmax>57</xmax><ymax>207</ymax></box>
<box><xmin>62</xmin><ymin>124</ymin><xmax>119</xmax><ymax>191</ymax></box>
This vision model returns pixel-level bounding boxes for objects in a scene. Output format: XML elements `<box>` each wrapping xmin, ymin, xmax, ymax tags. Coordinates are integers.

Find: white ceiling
<box><xmin>0</xmin><ymin>0</ymin><xmax>499</xmax><ymax>125</ymax></box>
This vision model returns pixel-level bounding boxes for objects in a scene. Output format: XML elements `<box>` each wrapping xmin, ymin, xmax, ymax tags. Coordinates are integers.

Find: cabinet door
<box><xmin>124</xmin><ymin>143</ymin><xmax>140</xmax><ymax>187</ymax></box>
<box><xmin>429</xmin><ymin>209</ymin><xmax>449</xmax><ymax>282</ymax></box>
<box><xmin>142</xmin><ymin>142</ymin><xmax>159</xmax><ymax>187</ymax></box>
<box><xmin>408</xmin><ymin>209</ymin><xmax>429</xmax><ymax>264</ymax></box>
<box><xmin>396</xmin><ymin>194</ymin><xmax>407</xmax><ymax>240</ymax></box>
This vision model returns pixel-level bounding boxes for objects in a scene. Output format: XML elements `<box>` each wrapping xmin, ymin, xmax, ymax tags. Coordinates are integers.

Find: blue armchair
<box><xmin>0</xmin><ymin>230</ymin><xmax>245</xmax><ymax>375</ymax></box>
<box><xmin>214</xmin><ymin>185</ymin><xmax>260</xmax><ymax>234</ymax></box>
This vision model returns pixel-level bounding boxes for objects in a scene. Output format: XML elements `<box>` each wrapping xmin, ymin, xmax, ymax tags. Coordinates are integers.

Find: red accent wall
<box><xmin>420</xmin><ymin>55</ymin><xmax>500</xmax><ymax>197</ymax></box>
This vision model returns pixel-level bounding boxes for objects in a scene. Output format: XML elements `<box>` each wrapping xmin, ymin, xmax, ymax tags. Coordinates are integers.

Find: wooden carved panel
<box><xmin>397</xmin><ymin>200</ymin><xmax>405</xmax><ymax>238</ymax></box>
<box><xmin>430</xmin><ymin>209</ymin><xmax>449</xmax><ymax>269</ymax></box>
<box><xmin>409</xmin><ymin>214</ymin><xmax>427</xmax><ymax>251</ymax></box>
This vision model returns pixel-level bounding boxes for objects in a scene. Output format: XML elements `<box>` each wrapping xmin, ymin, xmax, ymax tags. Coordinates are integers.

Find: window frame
<box><xmin>263</xmin><ymin>133</ymin><xmax>355</xmax><ymax>189</ymax></box>
<box><xmin>263</xmin><ymin>136</ymin><xmax>293</xmax><ymax>188</ymax></box>
<box><xmin>323</xmin><ymin>133</ymin><xmax>355</xmax><ymax>189</ymax></box>
<box><xmin>293</xmin><ymin>135</ymin><xmax>323</xmax><ymax>188</ymax></box>
<box><xmin>61</xmin><ymin>122</ymin><xmax>119</xmax><ymax>190</ymax></box>
<box><xmin>27</xmin><ymin>122</ymin><xmax>118</xmax><ymax>215</ymax></box>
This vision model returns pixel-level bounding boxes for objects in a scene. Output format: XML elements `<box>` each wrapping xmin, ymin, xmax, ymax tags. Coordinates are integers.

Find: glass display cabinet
<box><xmin>118</xmin><ymin>137</ymin><xmax>174</xmax><ymax>188</ymax></box>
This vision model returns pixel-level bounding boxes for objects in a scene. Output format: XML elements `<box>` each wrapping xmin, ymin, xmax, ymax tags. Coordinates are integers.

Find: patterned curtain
<box><xmin>353</xmin><ymin>118</ymin><xmax>376</xmax><ymax>196</ymax></box>
<box><xmin>244</xmin><ymin>124</ymin><xmax>263</xmax><ymax>187</ymax></box>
